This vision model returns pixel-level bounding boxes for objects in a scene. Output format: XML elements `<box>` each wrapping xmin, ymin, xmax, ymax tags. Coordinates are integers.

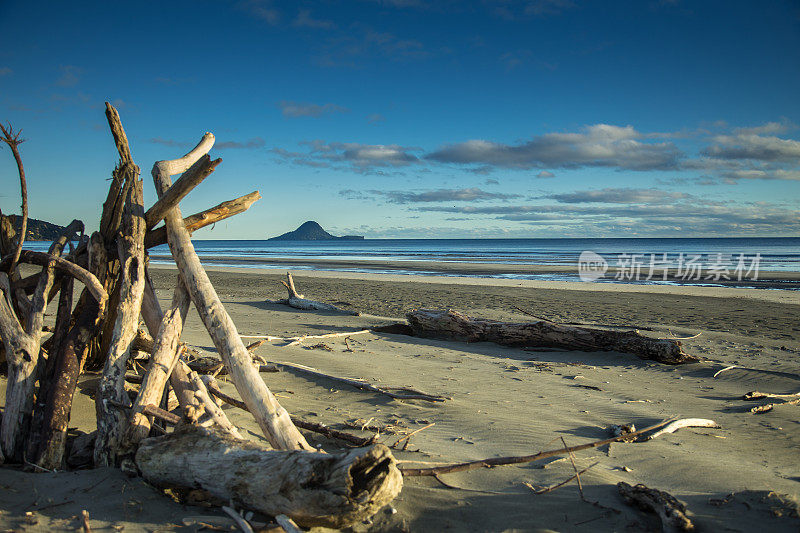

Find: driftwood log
<box><xmin>135</xmin><ymin>425</ymin><xmax>402</xmax><ymax>529</ymax></box>
<box><xmin>406</xmin><ymin>309</ymin><xmax>696</xmax><ymax>364</ymax></box>
<box><xmin>617</xmin><ymin>481</ymin><xmax>695</xmax><ymax>532</ymax></box>
<box><xmin>268</xmin><ymin>272</ymin><xmax>359</xmax><ymax>315</ymax></box>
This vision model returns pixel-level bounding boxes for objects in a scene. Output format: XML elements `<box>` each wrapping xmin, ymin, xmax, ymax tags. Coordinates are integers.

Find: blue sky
<box><xmin>0</xmin><ymin>0</ymin><xmax>798</xmax><ymax>238</ymax></box>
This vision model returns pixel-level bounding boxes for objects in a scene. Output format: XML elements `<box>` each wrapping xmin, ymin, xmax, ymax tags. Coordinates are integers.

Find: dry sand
<box><xmin>1</xmin><ymin>263</ymin><xmax>799</xmax><ymax>532</ymax></box>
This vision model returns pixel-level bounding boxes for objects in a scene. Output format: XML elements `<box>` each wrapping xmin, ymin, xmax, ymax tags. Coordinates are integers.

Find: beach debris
<box><xmin>267</xmin><ymin>272</ymin><xmax>360</xmax><ymax>315</ymax></box>
<box><xmin>399</xmin><ymin>418</ymin><xmax>676</xmax><ymax>476</ymax></box>
<box><xmin>524</xmin><ymin>462</ymin><xmax>600</xmax><ymax>495</ymax></box>
<box><xmin>305</xmin><ymin>342</ymin><xmax>334</xmax><ymax>351</ymax></box>
<box><xmin>391</xmin><ymin>422</ymin><xmax>435</xmax><ymax>449</ymax></box>
<box><xmin>608</xmin><ymin>423</ymin><xmax>638</xmax><ymax>442</ymax></box>
<box><xmin>617</xmin><ymin>482</ymin><xmax>695</xmax><ymax>532</ymax></box>
<box><xmin>405</xmin><ymin>309</ymin><xmax>698</xmax><ymax>365</ymax></box>
<box><xmin>713</xmin><ymin>365</ymin><xmax>738</xmax><ymax>378</ymax></box>
<box><xmin>222</xmin><ymin>506</ymin><xmax>255</xmax><ymax>533</ymax></box>
<box><xmin>0</xmin><ymin>104</ymin><xmax>402</xmax><ymax>529</ymax></box>
<box><xmin>645</xmin><ymin>418</ymin><xmax>719</xmax><ymax>440</ymax></box>
<box><xmin>742</xmin><ymin>390</ymin><xmax>800</xmax><ymax>413</ymax></box>
<box><xmin>135</xmin><ymin>425</ymin><xmax>402</xmax><ymax>529</ymax></box>
<box><xmin>241</xmin><ymin>329</ymin><xmax>371</xmax><ymax>347</ymax></box>
<box><xmin>262</xmin><ymin>359</ymin><xmax>450</xmax><ymax>402</ymax></box>
<box><xmin>275</xmin><ymin>514</ymin><xmax>303</xmax><ymax>533</ymax></box>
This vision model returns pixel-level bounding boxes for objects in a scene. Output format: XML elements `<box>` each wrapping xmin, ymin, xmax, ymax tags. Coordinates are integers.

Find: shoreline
<box><xmin>148</xmin><ymin>255</ymin><xmax>800</xmax><ymax>294</ymax></box>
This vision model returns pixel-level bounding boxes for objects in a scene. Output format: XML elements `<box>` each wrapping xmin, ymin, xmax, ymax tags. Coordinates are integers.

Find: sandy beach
<box><xmin>1</xmin><ymin>263</ymin><xmax>799</xmax><ymax>532</ymax></box>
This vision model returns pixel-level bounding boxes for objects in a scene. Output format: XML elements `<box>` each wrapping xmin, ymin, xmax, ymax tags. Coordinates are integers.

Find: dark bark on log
<box><xmin>144</xmin><ymin>191</ymin><xmax>261</xmax><ymax>249</ymax></box>
<box><xmin>406</xmin><ymin>309</ymin><xmax>696</xmax><ymax>365</ymax></box>
<box><xmin>135</xmin><ymin>425</ymin><xmax>403</xmax><ymax>529</ymax></box>
<box><xmin>269</xmin><ymin>273</ymin><xmax>359</xmax><ymax>315</ymax></box>
<box><xmin>31</xmin><ymin>296</ymin><xmax>102</xmax><ymax>469</ymax></box>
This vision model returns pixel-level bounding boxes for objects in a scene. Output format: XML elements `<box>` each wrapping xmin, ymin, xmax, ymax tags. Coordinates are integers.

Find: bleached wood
<box><xmin>153</xmin><ymin>136</ymin><xmax>311</xmax><ymax>451</ymax></box>
<box><xmin>187</xmin><ymin>367</ymin><xmax>242</xmax><ymax>439</ymax></box>
<box><xmin>124</xmin><ymin>279</ymin><xmax>191</xmax><ymax>447</ymax></box>
<box><xmin>144</xmin><ymin>191</ymin><xmax>261</xmax><ymax>249</ymax></box>
<box><xmin>617</xmin><ymin>481</ymin><xmax>695</xmax><ymax>532</ymax></box>
<box><xmin>135</xmin><ymin>426</ymin><xmax>403</xmax><ymax>529</ymax></box>
<box><xmin>268</xmin><ymin>273</ymin><xmax>359</xmax><ymax>315</ymax></box>
<box><xmin>144</xmin><ymin>155</ymin><xmax>221</xmax><ymax>229</ymax></box>
<box><xmin>95</xmin><ymin>174</ymin><xmax>146</xmax><ymax>467</ymax></box>
<box><xmin>645</xmin><ymin>418</ymin><xmax>719</xmax><ymax>441</ymax></box>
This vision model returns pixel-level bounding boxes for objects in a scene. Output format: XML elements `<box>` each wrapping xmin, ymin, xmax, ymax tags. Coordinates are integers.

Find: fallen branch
<box><xmin>0</xmin><ymin>123</ymin><xmax>28</xmax><ymax>272</ymax></box>
<box><xmin>407</xmin><ymin>309</ymin><xmax>696</xmax><ymax>365</ymax></box>
<box><xmin>399</xmin><ymin>418</ymin><xmax>674</xmax><ymax>476</ymax></box>
<box><xmin>267</xmin><ymin>272</ymin><xmax>359</xmax><ymax>315</ymax></box>
<box><xmin>266</xmin><ymin>360</ymin><xmax>449</xmax><ymax>402</ymax></box>
<box><xmin>524</xmin><ymin>462</ymin><xmax>599</xmax><ymax>495</ymax></box>
<box><xmin>617</xmin><ymin>482</ymin><xmax>695</xmax><ymax>532</ymax></box>
<box><xmin>645</xmin><ymin>418</ymin><xmax>719</xmax><ymax>441</ymax></box>
<box><xmin>135</xmin><ymin>425</ymin><xmax>403</xmax><ymax>529</ymax></box>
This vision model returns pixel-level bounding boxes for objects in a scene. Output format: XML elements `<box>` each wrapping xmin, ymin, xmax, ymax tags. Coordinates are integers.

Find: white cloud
<box><xmin>427</xmin><ymin>124</ymin><xmax>682</xmax><ymax>171</ymax></box>
<box><xmin>278</xmin><ymin>101</ymin><xmax>348</xmax><ymax>118</ymax></box>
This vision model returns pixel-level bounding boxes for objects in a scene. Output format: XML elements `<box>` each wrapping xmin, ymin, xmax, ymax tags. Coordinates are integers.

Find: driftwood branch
<box><xmin>144</xmin><ymin>191</ymin><xmax>261</xmax><ymax>249</ymax></box>
<box><xmin>0</xmin><ymin>123</ymin><xmax>28</xmax><ymax>272</ymax></box>
<box><xmin>152</xmin><ymin>135</ymin><xmax>311</xmax><ymax>451</ymax></box>
<box><xmin>399</xmin><ymin>418</ymin><xmax>674</xmax><ymax>476</ymax></box>
<box><xmin>144</xmin><ymin>155</ymin><xmax>221</xmax><ymax>229</ymax></box>
<box><xmin>406</xmin><ymin>309</ymin><xmax>696</xmax><ymax>365</ymax></box>
<box><xmin>135</xmin><ymin>425</ymin><xmax>403</xmax><ymax>529</ymax></box>
<box><xmin>268</xmin><ymin>273</ymin><xmax>359</xmax><ymax>315</ymax></box>
<box><xmin>95</xmin><ymin>104</ymin><xmax>146</xmax><ymax>466</ymax></box>
<box><xmin>645</xmin><ymin>418</ymin><xmax>719</xmax><ymax>440</ymax></box>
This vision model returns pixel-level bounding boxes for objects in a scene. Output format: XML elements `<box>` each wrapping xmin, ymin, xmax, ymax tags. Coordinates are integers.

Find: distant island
<box><xmin>0</xmin><ymin>213</ymin><xmax>66</xmax><ymax>241</ymax></box>
<box><xmin>268</xmin><ymin>221</ymin><xmax>364</xmax><ymax>241</ymax></box>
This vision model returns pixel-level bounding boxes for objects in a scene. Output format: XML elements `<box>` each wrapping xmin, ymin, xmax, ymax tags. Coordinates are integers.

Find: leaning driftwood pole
<box><xmin>95</xmin><ymin>103</ymin><xmax>147</xmax><ymax>466</ymax></box>
<box><xmin>406</xmin><ymin>309</ymin><xmax>696</xmax><ymax>364</ymax></box>
<box><xmin>152</xmin><ymin>134</ymin><xmax>312</xmax><ymax>451</ymax></box>
<box><xmin>135</xmin><ymin>426</ymin><xmax>402</xmax><ymax>529</ymax></box>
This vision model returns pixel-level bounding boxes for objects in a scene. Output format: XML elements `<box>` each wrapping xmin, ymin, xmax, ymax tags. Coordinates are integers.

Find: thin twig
<box><xmin>222</xmin><ymin>506</ymin><xmax>254</xmax><ymax>533</ymax></box>
<box><xmin>524</xmin><ymin>462</ymin><xmax>599</xmax><ymax>495</ymax></box>
<box><xmin>392</xmin><ymin>422</ymin><xmax>435</xmax><ymax>448</ymax></box>
<box><xmin>713</xmin><ymin>365</ymin><xmax>738</xmax><ymax>378</ymax></box>
<box><xmin>561</xmin><ymin>437</ymin><xmax>585</xmax><ymax>500</ymax></box>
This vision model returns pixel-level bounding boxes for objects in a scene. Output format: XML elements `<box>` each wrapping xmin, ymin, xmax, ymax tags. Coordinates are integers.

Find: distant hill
<box><xmin>5</xmin><ymin>214</ymin><xmax>66</xmax><ymax>241</ymax></box>
<box><xmin>268</xmin><ymin>221</ymin><xmax>364</xmax><ymax>241</ymax></box>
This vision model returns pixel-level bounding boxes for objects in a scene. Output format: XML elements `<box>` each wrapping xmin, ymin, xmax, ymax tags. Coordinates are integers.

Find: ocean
<box><xmin>24</xmin><ymin>237</ymin><xmax>800</xmax><ymax>287</ymax></box>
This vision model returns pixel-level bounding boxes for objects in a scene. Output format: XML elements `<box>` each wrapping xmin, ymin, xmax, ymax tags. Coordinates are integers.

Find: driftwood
<box><xmin>617</xmin><ymin>482</ymin><xmax>695</xmax><ymax>532</ymax></box>
<box><xmin>406</xmin><ymin>309</ymin><xmax>696</xmax><ymax>365</ymax></box>
<box><xmin>135</xmin><ymin>425</ymin><xmax>403</xmax><ymax>529</ymax></box>
<box><xmin>0</xmin><ymin>123</ymin><xmax>28</xmax><ymax>272</ymax></box>
<box><xmin>645</xmin><ymin>418</ymin><xmax>719</xmax><ymax>440</ymax></box>
<box><xmin>124</xmin><ymin>280</ymin><xmax>191</xmax><ymax>447</ymax></box>
<box><xmin>95</xmin><ymin>107</ymin><xmax>146</xmax><ymax>467</ymax></box>
<box><xmin>742</xmin><ymin>391</ymin><xmax>800</xmax><ymax>414</ymax></box>
<box><xmin>268</xmin><ymin>272</ymin><xmax>359</xmax><ymax>315</ymax></box>
<box><xmin>152</xmin><ymin>135</ymin><xmax>311</xmax><ymax>451</ymax></box>
<box><xmin>144</xmin><ymin>191</ymin><xmax>261</xmax><ymax>249</ymax></box>
<box><xmin>266</xmin><ymin>360</ymin><xmax>449</xmax><ymax>402</ymax></box>
<box><xmin>399</xmin><ymin>418</ymin><xmax>673</xmax><ymax>476</ymax></box>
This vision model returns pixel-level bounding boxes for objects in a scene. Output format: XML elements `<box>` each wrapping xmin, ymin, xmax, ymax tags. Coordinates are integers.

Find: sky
<box><xmin>0</xmin><ymin>0</ymin><xmax>799</xmax><ymax>239</ymax></box>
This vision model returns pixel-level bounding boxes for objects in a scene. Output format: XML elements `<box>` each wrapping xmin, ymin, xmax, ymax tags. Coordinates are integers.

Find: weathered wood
<box><xmin>124</xmin><ymin>278</ymin><xmax>191</xmax><ymax>447</ymax></box>
<box><xmin>0</xmin><ymin>272</ymin><xmax>39</xmax><ymax>460</ymax></box>
<box><xmin>0</xmin><ymin>123</ymin><xmax>28</xmax><ymax>273</ymax></box>
<box><xmin>0</xmin><ymin>250</ymin><xmax>107</xmax><ymax>308</ymax></box>
<box><xmin>144</xmin><ymin>191</ymin><xmax>261</xmax><ymax>249</ymax></box>
<box><xmin>268</xmin><ymin>273</ymin><xmax>359</xmax><ymax>315</ymax></box>
<box><xmin>95</xmin><ymin>167</ymin><xmax>146</xmax><ymax>466</ymax></box>
<box><xmin>135</xmin><ymin>425</ymin><xmax>403</xmax><ymax>529</ymax></box>
<box><xmin>617</xmin><ymin>482</ymin><xmax>695</xmax><ymax>532</ymax></box>
<box><xmin>31</xmin><ymin>294</ymin><xmax>102</xmax><ymax>469</ymax></box>
<box><xmin>406</xmin><ymin>309</ymin><xmax>696</xmax><ymax>365</ymax></box>
<box><xmin>153</xmin><ymin>134</ymin><xmax>311</xmax><ymax>451</ymax></box>
<box><xmin>144</xmin><ymin>155</ymin><xmax>221</xmax><ymax>229</ymax></box>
